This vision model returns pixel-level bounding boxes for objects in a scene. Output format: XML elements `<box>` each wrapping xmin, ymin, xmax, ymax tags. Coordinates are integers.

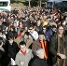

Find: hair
<box><xmin>35</xmin><ymin>48</ymin><xmax>44</xmax><ymax>55</ymax></box>
<box><xmin>38</xmin><ymin>31</ymin><xmax>44</xmax><ymax>35</ymax></box>
<box><xmin>20</xmin><ymin>28</ymin><xmax>24</xmax><ymax>33</ymax></box>
<box><xmin>29</xmin><ymin>24</ymin><xmax>34</xmax><ymax>28</ymax></box>
<box><xmin>7</xmin><ymin>32</ymin><xmax>14</xmax><ymax>40</ymax></box>
<box><xmin>10</xmin><ymin>26</ymin><xmax>15</xmax><ymax>31</ymax></box>
<box><xmin>42</xmin><ymin>25</ymin><xmax>48</xmax><ymax>30</ymax></box>
<box><xmin>19</xmin><ymin>41</ymin><xmax>26</xmax><ymax>46</ymax></box>
<box><xmin>24</xmin><ymin>32</ymin><xmax>29</xmax><ymax>36</ymax></box>
<box><xmin>51</xmin><ymin>25</ymin><xmax>56</xmax><ymax>29</ymax></box>
<box><xmin>43</xmin><ymin>25</ymin><xmax>48</xmax><ymax>28</ymax></box>
<box><xmin>57</xmin><ymin>25</ymin><xmax>64</xmax><ymax>29</ymax></box>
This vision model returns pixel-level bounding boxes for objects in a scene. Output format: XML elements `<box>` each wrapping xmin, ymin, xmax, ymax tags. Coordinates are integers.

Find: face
<box><xmin>39</xmin><ymin>35</ymin><xmax>44</xmax><ymax>41</ymax></box>
<box><xmin>25</xmin><ymin>27</ymin><xmax>28</xmax><ymax>31</ymax></box>
<box><xmin>43</xmin><ymin>28</ymin><xmax>47</xmax><ymax>33</ymax></box>
<box><xmin>37</xmin><ymin>20</ymin><xmax>41</xmax><ymax>26</ymax></box>
<box><xmin>52</xmin><ymin>28</ymin><xmax>56</xmax><ymax>32</ymax></box>
<box><xmin>37</xmin><ymin>51</ymin><xmax>44</xmax><ymax>59</ymax></box>
<box><xmin>19</xmin><ymin>22</ymin><xmax>22</xmax><ymax>28</ymax></box>
<box><xmin>20</xmin><ymin>45</ymin><xmax>26</xmax><ymax>51</ymax></box>
<box><xmin>8</xmin><ymin>39</ymin><xmax>13</xmax><ymax>45</ymax></box>
<box><xmin>14</xmin><ymin>22</ymin><xmax>17</xmax><ymax>27</ymax></box>
<box><xmin>29</xmin><ymin>27</ymin><xmax>34</xmax><ymax>33</ymax></box>
<box><xmin>58</xmin><ymin>26</ymin><xmax>64</xmax><ymax>35</ymax></box>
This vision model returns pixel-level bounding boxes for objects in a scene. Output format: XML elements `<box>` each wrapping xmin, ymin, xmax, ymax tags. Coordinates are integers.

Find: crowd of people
<box><xmin>0</xmin><ymin>7</ymin><xmax>67</xmax><ymax>66</ymax></box>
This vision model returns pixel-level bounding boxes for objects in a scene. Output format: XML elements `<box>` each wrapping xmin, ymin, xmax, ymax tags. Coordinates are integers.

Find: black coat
<box><xmin>36</xmin><ymin>25</ymin><xmax>42</xmax><ymax>32</ymax></box>
<box><xmin>29</xmin><ymin>56</ymin><xmax>48</xmax><ymax>66</ymax></box>
<box><xmin>4</xmin><ymin>41</ymin><xmax>19</xmax><ymax>60</ymax></box>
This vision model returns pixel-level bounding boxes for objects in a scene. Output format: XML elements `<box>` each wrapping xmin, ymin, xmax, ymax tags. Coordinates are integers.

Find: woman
<box><xmin>49</xmin><ymin>25</ymin><xmax>67</xmax><ymax>66</ymax></box>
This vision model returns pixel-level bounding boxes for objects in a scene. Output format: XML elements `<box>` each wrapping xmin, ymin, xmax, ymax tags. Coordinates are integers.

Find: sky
<box><xmin>48</xmin><ymin>0</ymin><xmax>67</xmax><ymax>2</ymax></box>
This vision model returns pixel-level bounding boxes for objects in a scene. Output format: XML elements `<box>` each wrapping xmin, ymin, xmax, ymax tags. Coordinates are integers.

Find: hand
<box><xmin>57</xmin><ymin>53</ymin><xmax>66</xmax><ymax>59</ymax></box>
<box><xmin>20</xmin><ymin>61</ymin><xmax>24</xmax><ymax>65</ymax></box>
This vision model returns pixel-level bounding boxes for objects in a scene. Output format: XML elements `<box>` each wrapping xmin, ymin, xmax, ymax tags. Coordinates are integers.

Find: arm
<box><xmin>32</xmin><ymin>41</ymin><xmax>37</xmax><ymax>54</ymax></box>
<box><xmin>49</xmin><ymin>36</ymin><xmax>57</xmax><ymax>56</ymax></box>
<box><xmin>26</xmin><ymin>37</ymin><xmax>33</xmax><ymax>48</ymax></box>
<box><xmin>34</xmin><ymin>32</ymin><xmax>38</xmax><ymax>40</ymax></box>
<box><xmin>15</xmin><ymin>54</ymin><xmax>20</xmax><ymax>66</ymax></box>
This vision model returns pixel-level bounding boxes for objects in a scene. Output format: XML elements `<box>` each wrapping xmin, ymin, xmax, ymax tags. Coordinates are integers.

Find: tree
<box><xmin>31</xmin><ymin>0</ymin><xmax>48</xmax><ymax>7</ymax></box>
<box><xmin>10</xmin><ymin>0</ymin><xmax>26</xmax><ymax>3</ymax></box>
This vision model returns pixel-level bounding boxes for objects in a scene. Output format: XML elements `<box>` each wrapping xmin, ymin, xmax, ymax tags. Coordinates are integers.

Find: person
<box><xmin>17</xmin><ymin>28</ymin><xmax>25</xmax><ymax>37</ymax></box>
<box><xmin>15</xmin><ymin>41</ymin><xmax>33</xmax><ymax>66</ymax></box>
<box><xmin>49</xmin><ymin>25</ymin><xmax>67</xmax><ymax>66</ymax></box>
<box><xmin>14</xmin><ymin>31</ymin><xmax>33</xmax><ymax>48</ymax></box>
<box><xmin>0</xmin><ymin>25</ymin><xmax>6</xmax><ymax>43</ymax></box>
<box><xmin>4</xmin><ymin>32</ymin><xmax>19</xmax><ymax>60</ymax></box>
<box><xmin>42</xmin><ymin>25</ymin><xmax>57</xmax><ymax>65</ymax></box>
<box><xmin>51</xmin><ymin>25</ymin><xmax>57</xmax><ymax>36</ymax></box>
<box><xmin>0</xmin><ymin>37</ymin><xmax>5</xmax><ymax>65</ymax></box>
<box><xmin>32</xmin><ymin>31</ymin><xmax>48</xmax><ymax>60</ymax></box>
<box><xmin>7</xmin><ymin>26</ymin><xmax>18</xmax><ymax>39</ymax></box>
<box><xmin>29</xmin><ymin>25</ymin><xmax>38</xmax><ymax>41</ymax></box>
<box><xmin>64</xmin><ymin>23</ymin><xmax>67</xmax><ymax>35</ymax></box>
<box><xmin>42</xmin><ymin>25</ymin><xmax>48</xmax><ymax>41</ymax></box>
<box><xmin>0</xmin><ymin>54</ymin><xmax>11</xmax><ymax>66</ymax></box>
<box><xmin>0</xmin><ymin>37</ymin><xmax>5</xmax><ymax>54</ymax></box>
<box><xmin>0</xmin><ymin>54</ymin><xmax>18</xmax><ymax>66</ymax></box>
<box><xmin>36</xmin><ymin>19</ymin><xmax>42</xmax><ymax>32</ymax></box>
<box><xmin>29</xmin><ymin>48</ymin><xmax>48</xmax><ymax>66</ymax></box>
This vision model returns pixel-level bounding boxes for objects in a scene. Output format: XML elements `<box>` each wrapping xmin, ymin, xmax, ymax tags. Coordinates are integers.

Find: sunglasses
<box><xmin>29</xmin><ymin>29</ymin><xmax>32</xmax><ymax>30</ymax></box>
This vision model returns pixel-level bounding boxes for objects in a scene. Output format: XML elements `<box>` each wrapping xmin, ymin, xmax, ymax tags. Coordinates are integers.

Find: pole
<box><xmin>29</xmin><ymin>0</ymin><xmax>31</xmax><ymax>8</ymax></box>
<box><xmin>40</xmin><ymin>0</ymin><xmax>41</xmax><ymax>8</ymax></box>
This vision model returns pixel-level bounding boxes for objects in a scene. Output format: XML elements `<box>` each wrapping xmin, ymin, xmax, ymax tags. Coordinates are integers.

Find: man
<box><xmin>32</xmin><ymin>31</ymin><xmax>48</xmax><ymax>60</ymax></box>
<box><xmin>30</xmin><ymin>48</ymin><xmax>48</xmax><ymax>66</ymax></box>
<box><xmin>36</xmin><ymin>20</ymin><xmax>42</xmax><ymax>32</ymax></box>
<box><xmin>42</xmin><ymin>25</ymin><xmax>47</xmax><ymax>40</ymax></box>
<box><xmin>29</xmin><ymin>25</ymin><xmax>38</xmax><ymax>41</ymax></box>
<box><xmin>49</xmin><ymin>25</ymin><xmax>67</xmax><ymax>66</ymax></box>
<box><xmin>15</xmin><ymin>41</ymin><xmax>33</xmax><ymax>66</ymax></box>
<box><xmin>14</xmin><ymin>32</ymin><xmax>33</xmax><ymax>48</ymax></box>
<box><xmin>4</xmin><ymin>32</ymin><xmax>19</xmax><ymax>60</ymax></box>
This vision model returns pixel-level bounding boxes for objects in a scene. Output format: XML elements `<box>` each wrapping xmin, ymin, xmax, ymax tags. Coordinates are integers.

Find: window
<box><xmin>47</xmin><ymin>2</ymin><xmax>53</xmax><ymax>8</ymax></box>
<box><xmin>0</xmin><ymin>2</ymin><xmax>8</xmax><ymax>6</ymax></box>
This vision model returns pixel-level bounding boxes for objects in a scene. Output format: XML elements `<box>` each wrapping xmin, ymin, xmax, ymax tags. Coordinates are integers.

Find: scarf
<box><xmin>20</xmin><ymin>50</ymin><xmax>26</xmax><ymax>56</ymax></box>
<box><xmin>40</xmin><ymin>40</ymin><xmax>48</xmax><ymax>59</ymax></box>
